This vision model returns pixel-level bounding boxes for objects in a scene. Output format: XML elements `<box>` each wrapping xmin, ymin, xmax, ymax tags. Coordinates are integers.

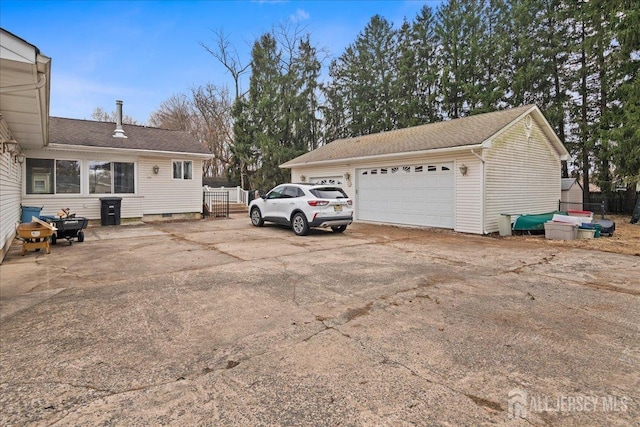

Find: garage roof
<box><xmin>49</xmin><ymin>117</ymin><xmax>212</xmax><ymax>156</ymax></box>
<box><xmin>282</xmin><ymin>104</ymin><xmax>565</xmax><ymax>167</ymax></box>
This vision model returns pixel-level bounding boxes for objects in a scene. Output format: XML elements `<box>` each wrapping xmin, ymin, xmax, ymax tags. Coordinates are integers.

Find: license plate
<box><xmin>334</xmin><ymin>205</ymin><xmax>342</xmax><ymax>212</ymax></box>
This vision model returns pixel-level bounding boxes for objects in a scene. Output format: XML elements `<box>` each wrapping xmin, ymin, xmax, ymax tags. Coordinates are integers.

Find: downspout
<box><xmin>471</xmin><ymin>149</ymin><xmax>487</xmax><ymax>234</ymax></box>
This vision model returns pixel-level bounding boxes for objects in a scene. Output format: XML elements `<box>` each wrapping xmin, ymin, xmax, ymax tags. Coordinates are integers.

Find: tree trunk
<box><xmin>580</xmin><ymin>21</ymin><xmax>590</xmax><ymax>206</ymax></box>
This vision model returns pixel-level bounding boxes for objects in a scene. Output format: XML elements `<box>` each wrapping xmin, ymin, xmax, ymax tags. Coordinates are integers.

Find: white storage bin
<box><xmin>544</xmin><ymin>221</ymin><xmax>578</xmax><ymax>240</ymax></box>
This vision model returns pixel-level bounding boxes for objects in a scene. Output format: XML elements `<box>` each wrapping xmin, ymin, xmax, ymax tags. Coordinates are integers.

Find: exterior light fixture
<box><xmin>459</xmin><ymin>164</ymin><xmax>468</xmax><ymax>176</ymax></box>
<box><xmin>344</xmin><ymin>172</ymin><xmax>351</xmax><ymax>181</ymax></box>
<box><xmin>2</xmin><ymin>140</ymin><xmax>19</xmax><ymax>155</ymax></box>
<box><xmin>15</xmin><ymin>153</ymin><xmax>26</xmax><ymax>164</ymax></box>
<box><xmin>152</xmin><ymin>165</ymin><xmax>160</xmax><ymax>175</ymax></box>
<box><xmin>300</xmin><ymin>174</ymin><xmax>306</xmax><ymax>182</ymax></box>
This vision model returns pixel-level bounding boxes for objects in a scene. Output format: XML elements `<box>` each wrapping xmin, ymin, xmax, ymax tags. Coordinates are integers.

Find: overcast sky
<box><xmin>2</xmin><ymin>1</ymin><xmax>442</xmax><ymax>124</ymax></box>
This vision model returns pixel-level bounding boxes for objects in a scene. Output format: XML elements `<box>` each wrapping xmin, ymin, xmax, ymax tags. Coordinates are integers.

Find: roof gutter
<box><xmin>0</xmin><ymin>72</ymin><xmax>46</xmax><ymax>93</ymax></box>
<box><xmin>42</xmin><ymin>143</ymin><xmax>214</xmax><ymax>158</ymax></box>
<box><xmin>280</xmin><ymin>143</ymin><xmax>485</xmax><ymax>169</ymax></box>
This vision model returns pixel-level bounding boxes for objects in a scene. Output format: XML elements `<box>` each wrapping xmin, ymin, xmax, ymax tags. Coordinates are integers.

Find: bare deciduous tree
<box><xmin>148</xmin><ymin>86</ymin><xmax>234</xmax><ymax>178</ymax></box>
<box><xmin>90</xmin><ymin>107</ymin><xmax>140</xmax><ymax>125</ymax></box>
<box><xmin>148</xmin><ymin>94</ymin><xmax>193</xmax><ymax>131</ymax></box>
<box><xmin>200</xmin><ymin>29</ymin><xmax>251</xmax><ymax>100</ymax></box>
<box><xmin>201</xmin><ymin>29</ymin><xmax>252</xmax><ymax>186</ymax></box>
<box><xmin>191</xmin><ymin>84</ymin><xmax>233</xmax><ymax>177</ymax></box>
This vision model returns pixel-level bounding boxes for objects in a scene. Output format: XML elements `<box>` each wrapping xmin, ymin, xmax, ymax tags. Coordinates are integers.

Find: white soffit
<box><xmin>0</xmin><ymin>29</ymin><xmax>51</xmax><ymax>149</ymax></box>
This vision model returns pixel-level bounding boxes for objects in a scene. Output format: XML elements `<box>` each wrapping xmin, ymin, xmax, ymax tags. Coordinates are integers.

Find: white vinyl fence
<box><xmin>203</xmin><ymin>186</ymin><xmax>250</xmax><ymax>205</ymax></box>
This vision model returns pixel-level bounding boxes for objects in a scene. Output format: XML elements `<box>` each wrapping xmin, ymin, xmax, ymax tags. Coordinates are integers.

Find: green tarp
<box><xmin>513</xmin><ymin>211</ymin><xmax>567</xmax><ymax>232</ymax></box>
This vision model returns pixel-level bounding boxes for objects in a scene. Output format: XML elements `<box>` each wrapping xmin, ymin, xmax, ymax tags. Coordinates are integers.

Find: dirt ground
<box><xmin>512</xmin><ymin>215</ymin><xmax>640</xmax><ymax>256</ymax></box>
<box><xmin>352</xmin><ymin>214</ymin><xmax>640</xmax><ymax>257</ymax></box>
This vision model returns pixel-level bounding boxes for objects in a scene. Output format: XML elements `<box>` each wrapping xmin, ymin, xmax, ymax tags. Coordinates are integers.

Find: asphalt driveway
<box><xmin>0</xmin><ymin>218</ymin><xmax>638</xmax><ymax>426</ymax></box>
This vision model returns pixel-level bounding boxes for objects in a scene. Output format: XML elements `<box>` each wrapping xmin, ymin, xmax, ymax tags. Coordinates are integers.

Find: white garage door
<box><xmin>310</xmin><ymin>176</ymin><xmax>343</xmax><ymax>185</ymax></box>
<box><xmin>357</xmin><ymin>163</ymin><xmax>454</xmax><ymax>228</ymax></box>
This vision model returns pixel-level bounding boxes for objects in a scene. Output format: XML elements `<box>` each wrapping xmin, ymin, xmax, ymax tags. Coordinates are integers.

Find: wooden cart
<box><xmin>17</xmin><ymin>220</ymin><xmax>55</xmax><ymax>255</ymax></box>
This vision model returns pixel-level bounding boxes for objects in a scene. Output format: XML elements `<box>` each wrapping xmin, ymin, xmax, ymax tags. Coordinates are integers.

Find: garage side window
<box><xmin>26</xmin><ymin>158</ymin><xmax>54</xmax><ymax>194</ymax></box>
<box><xmin>90</xmin><ymin>161</ymin><xmax>135</xmax><ymax>194</ymax></box>
<box><xmin>173</xmin><ymin>160</ymin><xmax>193</xmax><ymax>180</ymax></box>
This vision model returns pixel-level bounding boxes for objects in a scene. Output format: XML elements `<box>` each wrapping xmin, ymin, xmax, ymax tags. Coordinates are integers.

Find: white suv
<box><xmin>249</xmin><ymin>183</ymin><xmax>354</xmax><ymax>236</ymax></box>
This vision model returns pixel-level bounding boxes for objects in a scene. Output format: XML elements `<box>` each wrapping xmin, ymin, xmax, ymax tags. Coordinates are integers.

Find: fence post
<box><xmin>600</xmin><ymin>200</ymin><xmax>605</xmax><ymax>219</ymax></box>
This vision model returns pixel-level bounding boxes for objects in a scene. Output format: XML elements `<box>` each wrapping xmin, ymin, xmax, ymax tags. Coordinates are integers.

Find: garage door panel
<box><xmin>357</xmin><ymin>163</ymin><xmax>454</xmax><ymax>228</ymax></box>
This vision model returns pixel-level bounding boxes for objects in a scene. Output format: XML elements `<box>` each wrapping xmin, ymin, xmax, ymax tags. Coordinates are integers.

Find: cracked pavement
<box><xmin>0</xmin><ymin>218</ymin><xmax>638</xmax><ymax>426</ymax></box>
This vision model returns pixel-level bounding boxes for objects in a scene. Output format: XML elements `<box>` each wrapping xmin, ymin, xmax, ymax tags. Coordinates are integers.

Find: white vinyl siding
<box><xmin>1</xmin><ymin>145</ymin><xmax>22</xmax><ymax>262</ymax></box>
<box><xmin>22</xmin><ymin>194</ymin><xmax>144</xmax><ymax>220</ymax></box>
<box><xmin>20</xmin><ymin>150</ymin><xmax>203</xmax><ymax>220</ymax></box>
<box><xmin>138</xmin><ymin>157</ymin><xmax>202</xmax><ymax>215</ymax></box>
<box><xmin>453</xmin><ymin>153</ymin><xmax>484</xmax><ymax>234</ymax></box>
<box><xmin>561</xmin><ymin>183</ymin><xmax>583</xmax><ymax>206</ymax></box>
<box><xmin>484</xmin><ymin>115</ymin><xmax>562</xmax><ymax>233</ymax></box>
<box><xmin>291</xmin><ymin>165</ymin><xmax>355</xmax><ymax>198</ymax></box>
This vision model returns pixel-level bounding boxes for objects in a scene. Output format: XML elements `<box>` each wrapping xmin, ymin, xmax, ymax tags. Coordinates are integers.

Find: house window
<box><xmin>26</xmin><ymin>158</ymin><xmax>54</xmax><ymax>194</ymax></box>
<box><xmin>26</xmin><ymin>158</ymin><xmax>82</xmax><ymax>194</ymax></box>
<box><xmin>56</xmin><ymin>160</ymin><xmax>81</xmax><ymax>194</ymax></box>
<box><xmin>90</xmin><ymin>161</ymin><xmax>135</xmax><ymax>194</ymax></box>
<box><xmin>114</xmin><ymin>162</ymin><xmax>135</xmax><ymax>193</ymax></box>
<box><xmin>173</xmin><ymin>160</ymin><xmax>193</xmax><ymax>180</ymax></box>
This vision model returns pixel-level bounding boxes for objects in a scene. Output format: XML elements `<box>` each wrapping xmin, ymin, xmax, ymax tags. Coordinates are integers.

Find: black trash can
<box><xmin>100</xmin><ymin>197</ymin><xmax>122</xmax><ymax>226</ymax></box>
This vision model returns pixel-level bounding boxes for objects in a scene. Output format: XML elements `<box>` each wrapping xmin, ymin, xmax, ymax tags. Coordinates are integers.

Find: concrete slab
<box><xmin>0</xmin><ymin>218</ymin><xmax>638</xmax><ymax>426</ymax></box>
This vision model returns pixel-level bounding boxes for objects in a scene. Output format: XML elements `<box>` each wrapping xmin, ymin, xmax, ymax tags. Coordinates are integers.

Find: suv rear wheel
<box><xmin>331</xmin><ymin>225</ymin><xmax>347</xmax><ymax>233</ymax></box>
<box><xmin>250</xmin><ymin>207</ymin><xmax>264</xmax><ymax>227</ymax></box>
<box><xmin>292</xmin><ymin>212</ymin><xmax>309</xmax><ymax>236</ymax></box>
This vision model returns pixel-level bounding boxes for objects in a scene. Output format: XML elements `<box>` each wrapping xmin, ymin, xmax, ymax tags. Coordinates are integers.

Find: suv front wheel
<box><xmin>291</xmin><ymin>212</ymin><xmax>309</xmax><ymax>236</ymax></box>
<box><xmin>250</xmin><ymin>207</ymin><xmax>264</xmax><ymax>227</ymax></box>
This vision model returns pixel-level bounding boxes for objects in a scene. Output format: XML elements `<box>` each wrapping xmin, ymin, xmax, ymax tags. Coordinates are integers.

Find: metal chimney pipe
<box><xmin>113</xmin><ymin>100</ymin><xmax>127</xmax><ymax>138</ymax></box>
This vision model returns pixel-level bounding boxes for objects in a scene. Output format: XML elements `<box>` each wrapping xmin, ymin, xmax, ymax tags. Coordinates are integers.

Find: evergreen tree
<box><xmin>231</xmin><ymin>30</ymin><xmax>321</xmax><ymax>190</ymax></box>
<box><xmin>436</xmin><ymin>0</ymin><xmax>465</xmax><ymax>118</ymax></box>
<box><xmin>323</xmin><ymin>15</ymin><xmax>398</xmax><ymax>138</ymax></box>
<box><xmin>605</xmin><ymin>0</ymin><xmax>640</xmax><ymax>187</ymax></box>
<box><xmin>209</xmin><ymin>0</ymin><xmax>640</xmax><ymax>196</ymax></box>
<box><xmin>395</xmin><ymin>20</ymin><xmax>421</xmax><ymax>128</ymax></box>
<box><xmin>395</xmin><ymin>6</ymin><xmax>441</xmax><ymax>128</ymax></box>
<box><xmin>436</xmin><ymin>0</ymin><xmax>489</xmax><ymax>117</ymax></box>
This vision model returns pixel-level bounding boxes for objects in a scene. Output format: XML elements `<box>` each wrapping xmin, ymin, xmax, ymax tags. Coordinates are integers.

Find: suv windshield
<box><xmin>310</xmin><ymin>187</ymin><xmax>348</xmax><ymax>199</ymax></box>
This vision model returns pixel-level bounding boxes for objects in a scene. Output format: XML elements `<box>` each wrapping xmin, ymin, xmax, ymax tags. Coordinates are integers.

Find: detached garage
<box><xmin>281</xmin><ymin>105</ymin><xmax>569</xmax><ymax>234</ymax></box>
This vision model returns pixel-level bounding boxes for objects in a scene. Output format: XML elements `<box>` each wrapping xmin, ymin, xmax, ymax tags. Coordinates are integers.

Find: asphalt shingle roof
<box><xmin>282</xmin><ymin>105</ymin><xmax>536</xmax><ymax>167</ymax></box>
<box><xmin>49</xmin><ymin>117</ymin><xmax>211</xmax><ymax>155</ymax></box>
<box><xmin>561</xmin><ymin>177</ymin><xmax>580</xmax><ymax>191</ymax></box>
